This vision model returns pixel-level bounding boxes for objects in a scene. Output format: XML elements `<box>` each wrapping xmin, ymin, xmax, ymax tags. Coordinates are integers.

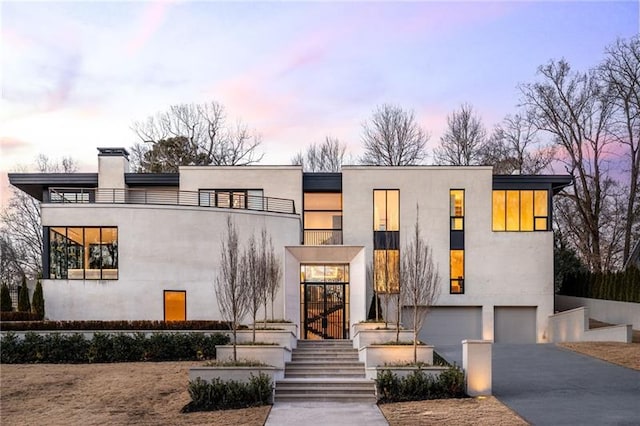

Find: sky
<box><xmin>1</xmin><ymin>0</ymin><xmax>638</xmax><ymax>208</ymax></box>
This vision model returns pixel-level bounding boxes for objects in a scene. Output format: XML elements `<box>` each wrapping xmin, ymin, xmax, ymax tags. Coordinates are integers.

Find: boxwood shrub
<box><xmin>0</xmin><ymin>332</ymin><xmax>229</xmax><ymax>364</ymax></box>
<box><xmin>181</xmin><ymin>374</ymin><xmax>273</xmax><ymax>412</ymax></box>
<box><xmin>375</xmin><ymin>366</ymin><xmax>466</xmax><ymax>403</ymax></box>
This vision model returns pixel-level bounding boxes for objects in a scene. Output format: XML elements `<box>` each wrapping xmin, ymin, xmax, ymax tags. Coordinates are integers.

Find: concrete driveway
<box><xmin>438</xmin><ymin>343</ymin><xmax>640</xmax><ymax>425</ymax></box>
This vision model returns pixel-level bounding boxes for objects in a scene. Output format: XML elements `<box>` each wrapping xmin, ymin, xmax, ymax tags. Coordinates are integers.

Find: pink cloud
<box><xmin>126</xmin><ymin>1</ymin><xmax>173</xmax><ymax>55</ymax></box>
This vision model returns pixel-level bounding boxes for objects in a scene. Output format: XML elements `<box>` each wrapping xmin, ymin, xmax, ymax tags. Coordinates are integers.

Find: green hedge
<box><xmin>0</xmin><ymin>320</ymin><xmax>234</xmax><ymax>331</ymax></box>
<box><xmin>558</xmin><ymin>267</ymin><xmax>640</xmax><ymax>303</ymax></box>
<box><xmin>181</xmin><ymin>374</ymin><xmax>272</xmax><ymax>412</ymax></box>
<box><xmin>0</xmin><ymin>332</ymin><xmax>229</xmax><ymax>363</ymax></box>
<box><xmin>375</xmin><ymin>366</ymin><xmax>466</xmax><ymax>403</ymax></box>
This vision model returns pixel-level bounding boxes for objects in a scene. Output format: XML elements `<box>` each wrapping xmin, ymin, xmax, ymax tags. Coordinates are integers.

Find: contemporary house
<box><xmin>9</xmin><ymin>147</ymin><xmax>571</xmax><ymax>344</ymax></box>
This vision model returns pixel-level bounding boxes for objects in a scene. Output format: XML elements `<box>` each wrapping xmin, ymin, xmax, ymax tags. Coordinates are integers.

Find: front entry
<box><xmin>300</xmin><ymin>264</ymin><xmax>349</xmax><ymax>339</ymax></box>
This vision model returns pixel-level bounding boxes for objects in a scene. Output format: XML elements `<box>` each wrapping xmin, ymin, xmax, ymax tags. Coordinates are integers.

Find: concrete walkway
<box><xmin>265</xmin><ymin>402</ymin><xmax>388</xmax><ymax>425</ymax></box>
<box><xmin>438</xmin><ymin>343</ymin><xmax>640</xmax><ymax>425</ymax></box>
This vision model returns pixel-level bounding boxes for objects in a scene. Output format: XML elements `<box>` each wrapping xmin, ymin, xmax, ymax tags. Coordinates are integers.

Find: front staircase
<box><xmin>274</xmin><ymin>340</ymin><xmax>376</xmax><ymax>402</ymax></box>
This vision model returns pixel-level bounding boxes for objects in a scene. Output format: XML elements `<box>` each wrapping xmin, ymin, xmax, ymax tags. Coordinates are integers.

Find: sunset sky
<box><xmin>1</xmin><ymin>0</ymin><xmax>638</xmax><ymax>207</ymax></box>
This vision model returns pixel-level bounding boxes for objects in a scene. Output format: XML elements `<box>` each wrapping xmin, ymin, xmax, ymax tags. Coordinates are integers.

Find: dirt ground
<box><xmin>0</xmin><ymin>362</ymin><xmax>529</xmax><ymax>426</ymax></box>
<box><xmin>379</xmin><ymin>397</ymin><xmax>528</xmax><ymax>425</ymax></box>
<box><xmin>558</xmin><ymin>341</ymin><xmax>640</xmax><ymax>371</ymax></box>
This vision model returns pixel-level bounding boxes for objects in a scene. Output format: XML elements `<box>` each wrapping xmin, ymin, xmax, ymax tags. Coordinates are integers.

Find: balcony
<box><xmin>304</xmin><ymin>230</ymin><xmax>343</xmax><ymax>245</ymax></box>
<box><xmin>47</xmin><ymin>187</ymin><xmax>297</xmax><ymax>215</ymax></box>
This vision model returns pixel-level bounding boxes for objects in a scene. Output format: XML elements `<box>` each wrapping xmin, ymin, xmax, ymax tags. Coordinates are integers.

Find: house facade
<box><xmin>9</xmin><ymin>147</ymin><xmax>571</xmax><ymax>344</ymax></box>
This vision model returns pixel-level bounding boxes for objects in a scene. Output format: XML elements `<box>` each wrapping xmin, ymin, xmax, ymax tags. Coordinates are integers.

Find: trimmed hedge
<box><xmin>0</xmin><ymin>320</ymin><xmax>234</xmax><ymax>331</ymax></box>
<box><xmin>0</xmin><ymin>331</ymin><xmax>230</xmax><ymax>363</ymax></box>
<box><xmin>1</xmin><ymin>312</ymin><xmax>41</xmax><ymax>322</ymax></box>
<box><xmin>558</xmin><ymin>267</ymin><xmax>640</xmax><ymax>303</ymax></box>
<box><xmin>375</xmin><ymin>366</ymin><xmax>466</xmax><ymax>403</ymax></box>
<box><xmin>181</xmin><ymin>374</ymin><xmax>273</xmax><ymax>412</ymax></box>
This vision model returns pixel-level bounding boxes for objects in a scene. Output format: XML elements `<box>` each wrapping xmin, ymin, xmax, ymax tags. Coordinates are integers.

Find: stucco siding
<box><xmin>41</xmin><ymin>204</ymin><xmax>300</xmax><ymax>321</ymax></box>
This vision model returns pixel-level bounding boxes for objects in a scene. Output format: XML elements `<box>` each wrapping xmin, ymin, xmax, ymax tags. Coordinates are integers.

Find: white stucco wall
<box><xmin>41</xmin><ymin>204</ymin><xmax>300</xmax><ymax>321</ymax></box>
<box><xmin>341</xmin><ymin>166</ymin><xmax>554</xmax><ymax>342</ymax></box>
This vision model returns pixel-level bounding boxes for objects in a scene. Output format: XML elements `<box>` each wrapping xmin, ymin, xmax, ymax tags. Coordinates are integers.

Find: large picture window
<box><xmin>49</xmin><ymin>227</ymin><xmax>118</xmax><ymax>280</ymax></box>
<box><xmin>492</xmin><ymin>190</ymin><xmax>548</xmax><ymax>231</ymax></box>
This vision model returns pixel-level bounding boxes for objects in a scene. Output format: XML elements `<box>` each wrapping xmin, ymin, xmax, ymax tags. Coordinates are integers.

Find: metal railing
<box><xmin>48</xmin><ymin>187</ymin><xmax>297</xmax><ymax>215</ymax></box>
<box><xmin>303</xmin><ymin>230</ymin><xmax>343</xmax><ymax>245</ymax></box>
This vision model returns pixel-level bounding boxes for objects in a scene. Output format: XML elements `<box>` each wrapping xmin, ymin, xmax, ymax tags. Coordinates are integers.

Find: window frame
<box><xmin>163</xmin><ymin>290</ymin><xmax>187</xmax><ymax>321</ymax></box>
<box><xmin>492</xmin><ymin>189</ymin><xmax>550</xmax><ymax>232</ymax></box>
<box><xmin>449</xmin><ymin>249</ymin><xmax>465</xmax><ymax>294</ymax></box>
<box><xmin>373</xmin><ymin>189</ymin><xmax>400</xmax><ymax>232</ymax></box>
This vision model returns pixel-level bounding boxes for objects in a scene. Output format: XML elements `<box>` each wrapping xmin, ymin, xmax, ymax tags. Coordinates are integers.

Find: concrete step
<box><xmin>287</xmin><ymin>361</ymin><xmax>364</xmax><ymax>367</ymax></box>
<box><xmin>284</xmin><ymin>371</ymin><xmax>366</xmax><ymax>378</ymax></box>
<box><xmin>273</xmin><ymin>393</ymin><xmax>376</xmax><ymax>403</ymax></box>
<box><xmin>275</xmin><ymin>379</ymin><xmax>374</xmax><ymax>392</ymax></box>
<box><xmin>292</xmin><ymin>354</ymin><xmax>359</xmax><ymax>361</ymax></box>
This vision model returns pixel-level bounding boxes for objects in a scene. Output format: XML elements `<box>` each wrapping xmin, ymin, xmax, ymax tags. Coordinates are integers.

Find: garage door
<box><xmin>494</xmin><ymin>306</ymin><xmax>537</xmax><ymax>343</ymax></box>
<box><xmin>407</xmin><ymin>306</ymin><xmax>482</xmax><ymax>346</ymax></box>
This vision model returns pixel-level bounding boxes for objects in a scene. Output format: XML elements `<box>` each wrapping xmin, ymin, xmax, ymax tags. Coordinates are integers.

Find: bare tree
<box><xmin>434</xmin><ymin>103</ymin><xmax>488</xmax><ymax>166</ymax></box>
<box><xmin>291</xmin><ymin>137</ymin><xmax>347</xmax><ymax>172</ymax></box>
<box><xmin>481</xmin><ymin>113</ymin><xmax>557</xmax><ymax>174</ymax></box>
<box><xmin>521</xmin><ymin>59</ymin><xmax>617</xmax><ymax>271</ymax></box>
<box><xmin>215</xmin><ymin>216</ymin><xmax>249</xmax><ymax>361</ymax></box>
<box><xmin>600</xmin><ymin>36</ymin><xmax>640</xmax><ymax>260</ymax></box>
<box><xmin>264</xmin><ymin>233</ymin><xmax>282</xmax><ymax>322</ymax></box>
<box><xmin>243</xmin><ymin>234</ymin><xmax>266</xmax><ymax>343</ymax></box>
<box><xmin>131</xmin><ymin>101</ymin><xmax>263</xmax><ymax>171</ymax></box>
<box><xmin>360</xmin><ymin>104</ymin><xmax>430</xmax><ymax>166</ymax></box>
<box><xmin>1</xmin><ymin>155</ymin><xmax>78</xmax><ymax>284</ymax></box>
<box><xmin>401</xmin><ymin>207</ymin><xmax>440</xmax><ymax>363</ymax></box>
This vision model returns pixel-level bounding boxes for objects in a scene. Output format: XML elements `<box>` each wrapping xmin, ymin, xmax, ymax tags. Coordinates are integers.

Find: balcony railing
<box><xmin>304</xmin><ymin>230</ymin><xmax>343</xmax><ymax>245</ymax></box>
<box><xmin>47</xmin><ymin>187</ymin><xmax>297</xmax><ymax>215</ymax></box>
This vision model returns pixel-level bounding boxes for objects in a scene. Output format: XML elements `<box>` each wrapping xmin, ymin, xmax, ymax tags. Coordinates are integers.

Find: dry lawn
<box><xmin>0</xmin><ymin>362</ymin><xmax>530</xmax><ymax>426</ymax></box>
<box><xmin>379</xmin><ymin>397</ymin><xmax>528</xmax><ymax>425</ymax></box>
<box><xmin>558</xmin><ymin>341</ymin><xmax>640</xmax><ymax>371</ymax></box>
<box><xmin>0</xmin><ymin>362</ymin><xmax>270</xmax><ymax>426</ymax></box>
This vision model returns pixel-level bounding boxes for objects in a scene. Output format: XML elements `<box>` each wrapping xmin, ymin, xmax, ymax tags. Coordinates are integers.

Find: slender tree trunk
<box><xmin>395</xmin><ymin>294</ymin><xmax>401</xmax><ymax>343</ymax></box>
<box><xmin>232</xmin><ymin>328</ymin><xmax>237</xmax><ymax>362</ymax></box>
<box><xmin>413</xmin><ymin>306</ymin><xmax>419</xmax><ymax>364</ymax></box>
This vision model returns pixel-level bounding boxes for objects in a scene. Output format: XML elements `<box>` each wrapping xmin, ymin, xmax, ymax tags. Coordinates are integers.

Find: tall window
<box><xmin>492</xmin><ymin>190</ymin><xmax>548</xmax><ymax>231</ymax></box>
<box><xmin>303</xmin><ymin>192</ymin><xmax>342</xmax><ymax>245</ymax></box>
<box><xmin>450</xmin><ymin>190</ymin><xmax>464</xmax><ymax>230</ymax></box>
<box><xmin>450</xmin><ymin>250</ymin><xmax>464</xmax><ymax>294</ymax></box>
<box><xmin>49</xmin><ymin>227</ymin><xmax>118</xmax><ymax>280</ymax></box>
<box><xmin>373</xmin><ymin>190</ymin><xmax>399</xmax><ymax>231</ymax></box>
<box><xmin>164</xmin><ymin>290</ymin><xmax>186</xmax><ymax>321</ymax></box>
<box><xmin>374</xmin><ymin>249</ymin><xmax>399</xmax><ymax>294</ymax></box>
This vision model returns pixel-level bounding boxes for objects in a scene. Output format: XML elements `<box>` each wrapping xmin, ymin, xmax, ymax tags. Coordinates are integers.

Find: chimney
<box><xmin>97</xmin><ymin>147</ymin><xmax>130</xmax><ymax>191</ymax></box>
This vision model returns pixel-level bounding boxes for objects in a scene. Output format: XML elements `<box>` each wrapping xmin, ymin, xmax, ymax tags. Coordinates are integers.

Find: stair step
<box><xmin>285</xmin><ymin>373</ymin><xmax>366</xmax><ymax>378</ymax></box>
<box><xmin>275</xmin><ymin>386</ymin><xmax>374</xmax><ymax>393</ymax></box>
<box><xmin>274</xmin><ymin>394</ymin><xmax>376</xmax><ymax>403</ymax></box>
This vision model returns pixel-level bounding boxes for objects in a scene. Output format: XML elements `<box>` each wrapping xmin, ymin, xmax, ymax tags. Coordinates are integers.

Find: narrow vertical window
<box><xmin>492</xmin><ymin>191</ymin><xmax>506</xmax><ymax>231</ymax></box>
<box><xmin>373</xmin><ymin>190</ymin><xmax>399</xmax><ymax>231</ymax></box>
<box><xmin>374</xmin><ymin>249</ymin><xmax>400</xmax><ymax>294</ymax></box>
<box><xmin>450</xmin><ymin>250</ymin><xmax>464</xmax><ymax>294</ymax></box>
<box><xmin>534</xmin><ymin>190</ymin><xmax>548</xmax><ymax>231</ymax></box>
<box><xmin>450</xmin><ymin>190</ymin><xmax>464</xmax><ymax>230</ymax></box>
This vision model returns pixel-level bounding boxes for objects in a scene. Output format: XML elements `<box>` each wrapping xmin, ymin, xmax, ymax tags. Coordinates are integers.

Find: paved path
<box><xmin>439</xmin><ymin>343</ymin><xmax>640</xmax><ymax>425</ymax></box>
<box><xmin>265</xmin><ymin>402</ymin><xmax>388</xmax><ymax>425</ymax></box>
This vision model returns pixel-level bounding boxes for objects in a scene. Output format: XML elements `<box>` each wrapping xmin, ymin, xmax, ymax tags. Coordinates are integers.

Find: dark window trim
<box><xmin>492</xmin><ymin>189</ymin><xmax>550</xmax><ymax>232</ymax></box>
<box><xmin>47</xmin><ymin>226</ymin><xmax>118</xmax><ymax>280</ymax></box>
<box><xmin>163</xmin><ymin>290</ymin><xmax>187</xmax><ymax>321</ymax></box>
<box><xmin>449</xmin><ymin>188</ymin><xmax>465</xmax><ymax>231</ymax></box>
<box><xmin>449</xmin><ymin>249</ymin><xmax>465</xmax><ymax>295</ymax></box>
<box><xmin>372</xmin><ymin>188</ymin><xmax>400</xmax><ymax>232</ymax></box>
<box><xmin>450</xmin><ymin>279</ymin><xmax>465</xmax><ymax>295</ymax></box>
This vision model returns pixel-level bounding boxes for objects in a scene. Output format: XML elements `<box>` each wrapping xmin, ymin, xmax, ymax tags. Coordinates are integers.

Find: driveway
<box><xmin>437</xmin><ymin>343</ymin><xmax>640</xmax><ymax>425</ymax></box>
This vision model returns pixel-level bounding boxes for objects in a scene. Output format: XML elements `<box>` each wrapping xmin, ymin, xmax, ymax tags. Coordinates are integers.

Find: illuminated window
<box><xmin>450</xmin><ymin>250</ymin><xmax>464</xmax><ymax>294</ymax></box>
<box><xmin>303</xmin><ymin>192</ymin><xmax>342</xmax><ymax>245</ymax></box>
<box><xmin>374</xmin><ymin>249</ymin><xmax>399</xmax><ymax>294</ymax></box>
<box><xmin>49</xmin><ymin>227</ymin><xmax>118</xmax><ymax>280</ymax></box>
<box><xmin>450</xmin><ymin>190</ymin><xmax>464</xmax><ymax>230</ymax></box>
<box><xmin>373</xmin><ymin>190</ymin><xmax>399</xmax><ymax>231</ymax></box>
<box><xmin>164</xmin><ymin>291</ymin><xmax>186</xmax><ymax>321</ymax></box>
<box><xmin>492</xmin><ymin>190</ymin><xmax>549</xmax><ymax>231</ymax></box>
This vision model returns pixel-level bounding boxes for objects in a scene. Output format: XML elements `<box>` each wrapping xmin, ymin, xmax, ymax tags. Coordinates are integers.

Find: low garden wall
<box><xmin>548</xmin><ymin>306</ymin><xmax>632</xmax><ymax>343</ymax></box>
<box><xmin>555</xmin><ymin>295</ymin><xmax>639</xmax><ymax>330</ymax></box>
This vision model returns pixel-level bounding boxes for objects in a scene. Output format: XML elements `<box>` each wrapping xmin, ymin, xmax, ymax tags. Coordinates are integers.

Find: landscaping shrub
<box><xmin>559</xmin><ymin>267</ymin><xmax>640</xmax><ymax>303</ymax></box>
<box><xmin>0</xmin><ymin>311</ymin><xmax>40</xmax><ymax>322</ymax></box>
<box><xmin>0</xmin><ymin>283</ymin><xmax>12</xmax><ymax>312</ymax></box>
<box><xmin>375</xmin><ymin>366</ymin><xmax>466</xmax><ymax>403</ymax></box>
<box><xmin>0</xmin><ymin>320</ymin><xmax>234</xmax><ymax>330</ymax></box>
<box><xmin>0</xmin><ymin>332</ymin><xmax>230</xmax><ymax>364</ymax></box>
<box><xmin>31</xmin><ymin>280</ymin><xmax>45</xmax><ymax>320</ymax></box>
<box><xmin>181</xmin><ymin>374</ymin><xmax>273</xmax><ymax>412</ymax></box>
<box><xmin>17</xmin><ymin>279</ymin><xmax>30</xmax><ymax>313</ymax></box>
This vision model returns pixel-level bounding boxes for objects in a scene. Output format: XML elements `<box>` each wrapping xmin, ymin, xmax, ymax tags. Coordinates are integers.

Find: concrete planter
<box><xmin>234</xmin><ymin>329</ymin><xmax>297</xmax><ymax>349</ymax></box>
<box><xmin>0</xmin><ymin>330</ymin><xmax>227</xmax><ymax>340</ymax></box>
<box><xmin>359</xmin><ymin>344</ymin><xmax>434</xmax><ymax>368</ymax></box>
<box><xmin>351</xmin><ymin>322</ymin><xmax>399</xmax><ymax>336</ymax></box>
<box><xmin>251</xmin><ymin>322</ymin><xmax>298</xmax><ymax>336</ymax></box>
<box><xmin>216</xmin><ymin>345</ymin><xmax>292</xmax><ymax>369</ymax></box>
<box><xmin>352</xmin><ymin>328</ymin><xmax>414</xmax><ymax>349</ymax></box>
<box><xmin>367</xmin><ymin>365</ymin><xmax>448</xmax><ymax>381</ymax></box>
<box><xmin>189</xmin><ymin>366</ymin><xmax>283</xmax><ymax>383</ymax></box>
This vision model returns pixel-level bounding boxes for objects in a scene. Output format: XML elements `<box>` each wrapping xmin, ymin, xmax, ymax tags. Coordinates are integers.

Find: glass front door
<box><xmin>300</xmin><ymin>264</ymin><xmax>349</xmax><ymax>339</ymax></box>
